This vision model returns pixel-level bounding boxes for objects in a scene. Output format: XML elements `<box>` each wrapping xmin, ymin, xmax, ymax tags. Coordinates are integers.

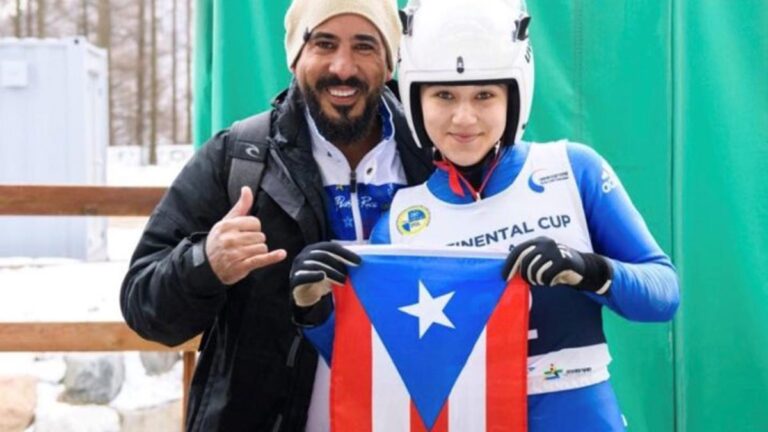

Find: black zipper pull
<box><xmin>350</xmin><ymin>170</ymin><xmax>357</xmax><ymax>194</ymax></box>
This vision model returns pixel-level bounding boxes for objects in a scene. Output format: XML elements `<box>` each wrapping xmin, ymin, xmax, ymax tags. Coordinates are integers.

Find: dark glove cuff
<box><xmin>577</xmin><ymin>253</ymin><xmax>613</xmax><ymax>295</ymax></box>
<box><xmin>293</xmin><ymin>294</ymin><xmax>334</xmax><ymax>327</ymax></box>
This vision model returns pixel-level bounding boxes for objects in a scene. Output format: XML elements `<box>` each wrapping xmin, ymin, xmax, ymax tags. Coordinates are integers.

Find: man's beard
<box><xmin>303</xmin><ymin>75</ymin><xmax>381</xmax><ymax>146</ymax></box>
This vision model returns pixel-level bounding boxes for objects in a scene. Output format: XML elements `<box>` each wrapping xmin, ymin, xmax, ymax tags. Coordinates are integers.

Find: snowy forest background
<box><xmin>1</xmin><ymin>0</ymin><xmax>194</xmax><ymax>160</ymax></box>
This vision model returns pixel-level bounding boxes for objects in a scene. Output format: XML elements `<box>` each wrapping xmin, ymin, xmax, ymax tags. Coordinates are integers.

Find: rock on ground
<box><xmin>139</xmin><ymin>352</ymin><xmax>180</xmax><ymax>376</ymax></box>
<box><xmin>0</xmin><ymin>375</ymin><xmax>37</xmax><ymax>432</ymax></box>
<box><xmin>60</xmin><ymin>354</ymin><xmax>125</xmax><ymax>405</ymax></box>
<box><xmin>119</xmin><ymin>399</ymin><xmax>183</xmax><ymax>432</ymax></box>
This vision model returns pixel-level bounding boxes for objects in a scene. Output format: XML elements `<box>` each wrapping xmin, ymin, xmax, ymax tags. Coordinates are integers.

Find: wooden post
<box><xmin>182</xmin><ymin>351</ymin><xmax>197</xmax><ymax>431</ymax></box>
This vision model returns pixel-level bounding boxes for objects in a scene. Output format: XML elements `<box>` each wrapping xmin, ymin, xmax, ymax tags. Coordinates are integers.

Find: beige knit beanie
<box><xmin>284</xmin><ymin>0</ymin><xmax>402</xmax><ymax>71</ymax></box>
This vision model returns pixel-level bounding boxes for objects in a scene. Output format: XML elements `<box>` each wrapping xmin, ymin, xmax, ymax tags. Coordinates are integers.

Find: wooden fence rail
<box><xmin>0</xmin><ymin>322</ymin><xmax>200</xmax><ymax>352</ymax></box>
<box><xmin>0</xmin><ymin>185</ymin><xmax>167</xmax><ymax>216</ymax></box>
<box><xmin>0</xmin><ymin>184</ymin><xmax>198</xmax><ymax>431</ymax></box>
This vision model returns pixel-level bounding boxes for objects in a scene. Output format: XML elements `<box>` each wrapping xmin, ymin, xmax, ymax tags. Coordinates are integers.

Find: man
<box><xmin>120</xmin><ymin>0</ymin><xmax>433</xmax><ymax>430</ymax></box>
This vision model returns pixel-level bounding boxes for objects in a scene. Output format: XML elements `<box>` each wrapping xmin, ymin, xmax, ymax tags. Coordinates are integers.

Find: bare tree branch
<box><xmin>136</xmin><ymin>0</ymin><xmax>146</xmax><ymax>149</ymax></box>
<box><xmin>80</xmin><ymin>0</ymin><xmax>89</xmax><ymax>37</ymax></box>
<box><xmin>14</xmin><ymin>0</ymin><xmax>23</xmax><ymax>37</ymax></box>
<box><xmin>171</xmin><ymin>0</ymin><xmax>178</xmax><ymax>143</ymax></box>
<box><xmin>149</xmin><ymin>0</ymin><xmax>158</xmax><ymax>164</ymax></box>
<box><xmin>97</xmin><ymin>0</ymin><xmax>113</xmax><ymax>146</ymax></box>
<box><xmin>36</xmin><ymin>0</ymin><xmax>46</xmax><ymax>37</ymax></box>
<box><xmin>185</xmin><ymin>0</ymin><xmax>192</xmax><ymax>144</ymax></box>
<box><xmin>26</xmin><ymin>0</ymin><xmax>33</xmax><ymax>37</ymax></box>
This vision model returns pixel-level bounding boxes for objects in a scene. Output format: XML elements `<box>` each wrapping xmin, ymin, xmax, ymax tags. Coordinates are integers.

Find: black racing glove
<box><xmin>502</xmin><ymin>236</ymin><xmax>613</xmax><ymax>295</ymax></box>
<box><xmin>290</xmin><ymin>242</ymin><xmax>361</xmax><ymax>325</ymax></box>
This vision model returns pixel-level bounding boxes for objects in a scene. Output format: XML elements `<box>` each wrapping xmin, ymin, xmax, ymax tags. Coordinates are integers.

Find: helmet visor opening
<box><xmin>409</xmin><ymin>79</ymin><xmax>522</xmax><ymax>150</ymax></box>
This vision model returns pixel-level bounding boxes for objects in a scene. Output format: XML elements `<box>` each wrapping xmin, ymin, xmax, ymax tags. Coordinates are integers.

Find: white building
<box><xmin>0</xmin><ymin>37</ymin><xmax>108</xmax><ymax>260</ymax></box>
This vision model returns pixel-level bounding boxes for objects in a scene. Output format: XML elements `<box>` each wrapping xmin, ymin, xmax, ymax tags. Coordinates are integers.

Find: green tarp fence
<box><xmin>194</xmin><ymin>1</ymin><xmax>768</xmax><ymax>430</ymax></box>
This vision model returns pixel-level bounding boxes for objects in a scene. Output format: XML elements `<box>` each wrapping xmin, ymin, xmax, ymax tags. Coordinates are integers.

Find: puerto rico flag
<box><xmin>330</xmin><ymin>246</ymin><xmax>528</xmax><ymax>431</ymax></box>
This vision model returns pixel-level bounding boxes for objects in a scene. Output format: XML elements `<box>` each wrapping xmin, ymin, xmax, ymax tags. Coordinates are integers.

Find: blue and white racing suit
<box><xmin>304</xmin><ymin>140</ymin><xmax>679</xmax><ymax>431</ymax></box>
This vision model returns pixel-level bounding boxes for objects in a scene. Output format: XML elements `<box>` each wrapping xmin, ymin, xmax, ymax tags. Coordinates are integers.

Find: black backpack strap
<box><xmin>227</xmin><ymin>112</ymin><xmax>272</xmax><ymax>208</ymax></box>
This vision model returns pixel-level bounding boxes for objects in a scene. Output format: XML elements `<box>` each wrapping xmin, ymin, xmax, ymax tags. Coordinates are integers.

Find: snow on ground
<box><xmin>106</xmin><ymin>145</ymin><xmax>192</xmax><ymax>187</ymax></box>
<box><xmin>0</xmin><ymin>145</ymin><xmax>193</xmax><ymax>416</ymax></box>
<box><xmin>0</xmin><ymin>261</ymin><xmax>128</xmax><ymax>321</ymax></box>
<box><xmin>0</xmin><ymin>145</ymin><xmax>192</xmax><ymax>320</ymax></box>
<box><xmin>110</xmin><ymin>352</ymin><xmax>184</xmax><ymax>412</ymax></box>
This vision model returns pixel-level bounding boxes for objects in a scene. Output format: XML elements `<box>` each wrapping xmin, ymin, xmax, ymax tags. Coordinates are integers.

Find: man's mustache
<box><xmin>315</xmin><ymin>75</ymin><xmax>369</xmax><ymax>94</ymax></box>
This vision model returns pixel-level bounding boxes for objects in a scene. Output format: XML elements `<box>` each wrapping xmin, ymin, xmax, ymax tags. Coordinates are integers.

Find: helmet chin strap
<box><xmin>433</xmin><ymin>142</ymin><xmax>503</xmax><ymax>201</ymax></box>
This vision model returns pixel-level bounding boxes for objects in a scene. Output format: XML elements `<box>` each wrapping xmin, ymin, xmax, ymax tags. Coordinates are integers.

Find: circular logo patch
<box><xmin>396</xmin><ymin>205</ymin><xmax>431</xmax><ymax>235</ymax></box>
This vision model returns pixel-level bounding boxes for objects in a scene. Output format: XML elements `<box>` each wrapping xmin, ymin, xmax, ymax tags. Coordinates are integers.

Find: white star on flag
<box><xmin>398</xmin><ymin>281</ymin><xmax>456</xmax><ymax>338</ymax></box>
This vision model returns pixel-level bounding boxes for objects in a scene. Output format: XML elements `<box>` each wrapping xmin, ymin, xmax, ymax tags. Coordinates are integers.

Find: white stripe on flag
<box><xmin>449</xmin><ymin>327</ymin><xmax>487</xmax><ymax>430</ymax></box>
<box><xmin>372</xmin><ymin>327</ymin><xmax>411</xmax><ymax>431</ymax></box>
<box><xmin>305</xmin><ymin>359</ymin><xmax>330</xmax><ymax>432</ymax></box>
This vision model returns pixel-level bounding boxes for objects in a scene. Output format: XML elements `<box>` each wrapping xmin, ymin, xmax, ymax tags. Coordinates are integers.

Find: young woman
<box><xmin>290</xmin><ymin>0</ymin><xmax>679</xmax><ymax>430</ymax></box>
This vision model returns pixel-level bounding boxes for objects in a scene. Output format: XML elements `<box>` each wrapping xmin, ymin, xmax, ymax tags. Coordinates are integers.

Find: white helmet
<box><xmin>398</xmin><ymin>0</ymin><xmax>534</xmax><ymax>149</ymax></box>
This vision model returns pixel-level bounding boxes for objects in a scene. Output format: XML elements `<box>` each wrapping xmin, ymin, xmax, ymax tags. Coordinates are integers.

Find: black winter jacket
<box><xmin>120</xmin><ymin>82</ymin><xmax>433</xmax><ymax>431</ymax></box>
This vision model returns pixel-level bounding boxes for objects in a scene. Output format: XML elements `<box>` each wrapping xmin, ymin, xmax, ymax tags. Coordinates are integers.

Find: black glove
<box><xmin>502</xmin><ymin>236</ymin><xmax>612</xmax><ymax>295</ymax></box>
<box><xmin>290</xmin><ymin>242</ymin><xmax>361</xmax><ymax>308</ymax></box>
